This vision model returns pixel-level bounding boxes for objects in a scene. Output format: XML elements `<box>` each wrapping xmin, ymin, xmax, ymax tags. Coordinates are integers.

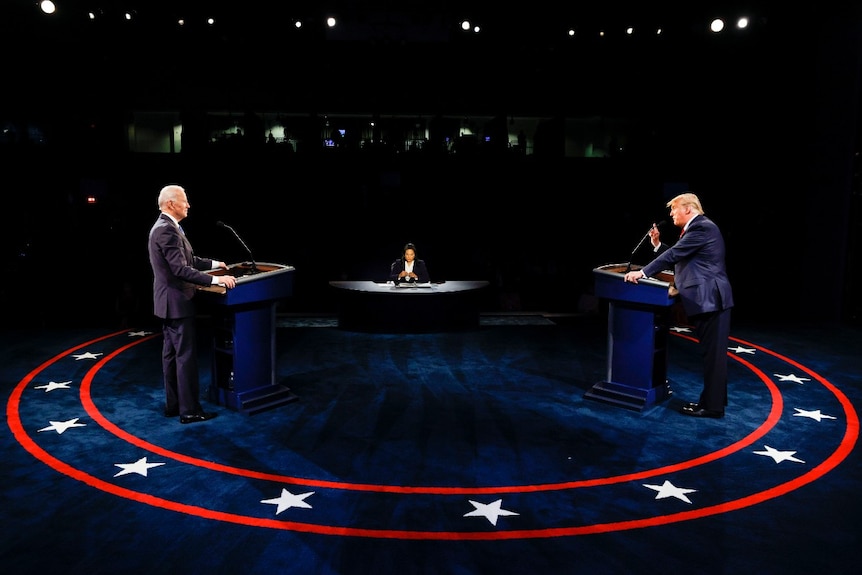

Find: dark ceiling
<box><xmin>0</xmin><ymin>2</ymin><xmax>838</xmax><ymax>117</ymax></box>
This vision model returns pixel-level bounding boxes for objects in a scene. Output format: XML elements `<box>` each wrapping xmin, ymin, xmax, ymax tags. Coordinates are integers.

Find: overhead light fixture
<box><xmin>39</xmin><ymin>1</ymin><xmax>56</xmax><ymax>15</ymax></box>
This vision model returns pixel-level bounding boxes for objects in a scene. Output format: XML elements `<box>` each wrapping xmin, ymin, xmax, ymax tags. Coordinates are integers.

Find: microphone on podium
<box><xmin>625</xmin><ymin>220</ymin><xmax>666</xmax><ymax>273</ymax></box>
<box><xmin>217</xmin><ymin>221</ymin><xmax>258</xmax><ymax>273</ymax></box>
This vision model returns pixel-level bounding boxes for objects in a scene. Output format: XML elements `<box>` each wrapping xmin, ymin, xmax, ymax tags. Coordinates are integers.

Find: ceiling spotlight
<box><xmin>710</xmin><ymin>18</ymin><xmax>725</xmax><ymax>33</ymax></box>
<box><xmin>39</xmin><ymin>1</ymin><xmax>56</xmax><ymax>14</ymax></box>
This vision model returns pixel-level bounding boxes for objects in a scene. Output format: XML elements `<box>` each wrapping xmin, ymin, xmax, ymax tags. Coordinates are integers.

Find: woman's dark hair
<box><xmin>402</xmin><ymin>242</ymin><xmax>416</xmax><ymax>255</ymax></box>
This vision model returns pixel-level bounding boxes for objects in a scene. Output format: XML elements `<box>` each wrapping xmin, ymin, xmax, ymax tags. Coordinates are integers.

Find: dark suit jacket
<box><xmin>389</xmin><ymin>258</ymin><xmax>430</xmax><ymax>283</ymax></box>
<box><xmin>148</xmin><ymin>214</ymin><xmax>216</xmax><ymax>319</ymax></box>
<box><xmin>641</xmin><ymin>214</ymin><xmax>734</xmax><ymax>318</ymax></box>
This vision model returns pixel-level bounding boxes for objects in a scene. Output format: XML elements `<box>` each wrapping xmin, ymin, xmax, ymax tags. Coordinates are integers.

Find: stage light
<box><xmin>39</xmin><ymin>1</ymin><xmax>55</xmax><ymax>15</ymax></box>
<box><xmin>710</xmin><ymin>18</ymin><xmax>725</xmax><ymax>33</ymax></box>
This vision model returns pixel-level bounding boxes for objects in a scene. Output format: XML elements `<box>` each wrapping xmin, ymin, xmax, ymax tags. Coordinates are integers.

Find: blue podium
<box><xmin>586</xmin><ymin>263</ymin><xmax>678</xmax><ymax>411</ymax></box>
<box><xmin>197</xmin><ymin>262</ymin><xmax>297</xmax><ymax>415</ymax></box>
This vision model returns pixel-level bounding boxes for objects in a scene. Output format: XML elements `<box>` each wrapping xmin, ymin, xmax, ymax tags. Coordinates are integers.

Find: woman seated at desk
<box><xmin>389</xmin><ymin>242</ymin><xmax>430</xmax><ymax>284</ymax></box>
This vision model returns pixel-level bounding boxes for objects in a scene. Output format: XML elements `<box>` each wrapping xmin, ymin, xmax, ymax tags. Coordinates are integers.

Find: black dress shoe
<box><xmin>180</xmin><ymin>411</ymin><xmax>217</xmax><ymax>424</ymax></box>
<box><xmin>164</xmin><ymin>408</ymin><xmax>179</xmax><ymax>418</ymax></box>
<box><xmin>683</xmin><ymin>402</ymin><xmax>700</xmax><ymax>410</ymax></box>
<box><xmin>681</xmin><ymin>405</ymin><xmax>724</xmax><ymax>418</ymax></box>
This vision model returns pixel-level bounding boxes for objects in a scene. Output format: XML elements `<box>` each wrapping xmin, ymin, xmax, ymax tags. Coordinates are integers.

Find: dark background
<box><xmin>2</xmin><ymin>2</ymin><xmax>861</xmax><ymax>328</ymax></box>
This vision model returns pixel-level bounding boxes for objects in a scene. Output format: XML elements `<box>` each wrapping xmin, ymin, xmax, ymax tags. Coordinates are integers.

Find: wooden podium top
<box><xmin>595</xmin><ymin>263</ymin><xmax>675</xmax><ymax>287</ymax></box>
<box><xmin>593</xmin><ymin>263</ymin><xmax>678</xmax><ymax>305</ymax></box>
<box><xmin>199</xmin><ymin>262</ymin><xmax>294</xmax><ymax>295</ymax></box>
<box><xmin>196</xmin><ymin>263</ymin><xmax>295</xmax><ymax>309</ymax></box>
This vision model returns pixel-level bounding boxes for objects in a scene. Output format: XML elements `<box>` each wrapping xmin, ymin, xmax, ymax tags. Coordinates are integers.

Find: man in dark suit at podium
<box><xmin>623</xmin><ymin>193</ymin><xmax>734</xmax><ymax>418</ymax></box>
<box><xmin>148</xmin><ymin>184</ymin><xmax>237</xmax><ymax>424</ymax></box>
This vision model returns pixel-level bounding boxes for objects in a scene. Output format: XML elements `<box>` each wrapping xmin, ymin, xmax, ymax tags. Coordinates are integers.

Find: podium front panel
<box><xmin>586</xmin><ymin>264</ymin><xmax>677</xmax><ymax>411</ymax></box>
<box><xmin>198</xmin><ymin>262</ymin><xmax>298</xmax><ymax>415</ymax></box>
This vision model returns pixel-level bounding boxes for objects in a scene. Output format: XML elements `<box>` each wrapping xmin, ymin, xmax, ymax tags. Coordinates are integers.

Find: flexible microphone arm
<box><xmin>217</xmin><ymin>221</ymin><xmax>258</xmax><ymax>272</ymax></box>
<box><xmin>625</xmin><ymin>221</ymin><xmax>665</xmax><ymax>273</ymax></box>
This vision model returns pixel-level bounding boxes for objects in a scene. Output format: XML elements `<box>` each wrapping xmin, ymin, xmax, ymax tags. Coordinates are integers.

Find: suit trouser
<box><xmin>692</xmin><ymin>307</ymin><xmax>732</xmax><ymax>411</ymax></box>
<box><xmin>161</xmin><ymin>317</ymin><xmax>201</xmax><ymax>416</ymax></box>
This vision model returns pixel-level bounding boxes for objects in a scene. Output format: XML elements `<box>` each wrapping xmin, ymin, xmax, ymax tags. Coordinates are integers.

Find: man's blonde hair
<box><xmin>667</xmin><ymin>192</ymin><xmax>704</xmax><ymax>215</ymax></box>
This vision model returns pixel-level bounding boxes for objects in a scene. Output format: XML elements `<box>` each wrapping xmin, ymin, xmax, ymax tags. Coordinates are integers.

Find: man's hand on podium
<box><xmin>218</xmin><ymin>275</ymin><xmax>237</xmax><ymax>289</ymax></box>
<box><xmin>624</xmin><ymin>270</ymin><xmax>646</xmax><ymax>284</ymax></box>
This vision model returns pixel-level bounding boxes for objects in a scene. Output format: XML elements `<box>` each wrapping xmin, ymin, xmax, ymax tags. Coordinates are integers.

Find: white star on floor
<box><xmin>464</xmin><ymin>499</ymin><xmax>519</xmax><ymax>526</ymax></box>
<box><xmin>728</xmin><ymin>346</ymin><xmax>755</xmax><ymax>354</ymax></box>
<box><xmin>34</xmin><ymin>381</ymin><xmax>72</xmax><ymax>392</ymax></box>
<box><xmin>261</xmin><ymin>488</ymin><xmax>314</xmax><ymax>515</ymax></box>
<box><xmin>114</xmin><ymin>457</ymin><xmax>165</xmax><ymax>477</ymax></box>
<box><xmin>37</xmin><ymin>418</ymin><xmax>86</xmax><ymax>434</ymax></box>
<box><xmin>774</xmin><ymin>373</ymin><xmax>811</xmax><ymax>385</ymax></box>
<box><xmin>670</xmin><ymin>326</ymin><xmax>692</xmax><ymax>333</ymax></box>
<box><xmin>643</xmin><ymin>479</ymin><xmax>697</xmax><ymax>504</ymax></box>
<box><xmin>793</xmin><ymin>408</ymin><xmax>837</xmax><ymax>422</ymax></box>
<box><xmin>127</xmin><ymin>331</ymin><xmax>153</xmax><ymax>337</ymax></box>
<box><xmin>753</xmin><ymin>445</ymin><xmax>805</xmax><ymax>464</ymax></box>
<box><xmin>72</xmin><ymin>352</ymin><xmax>103</xmax><ymax>360</ymax></box>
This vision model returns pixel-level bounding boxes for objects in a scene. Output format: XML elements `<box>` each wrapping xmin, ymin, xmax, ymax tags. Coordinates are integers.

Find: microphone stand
<box><xmin>625</xmin><ymin>225</ymin><xmax>655</xmax><ymax>273</ymax></box>
<box><xmin>218</xmin><ymin>222</ymin><xmax>258</xmax><ymax>274</ymax></box>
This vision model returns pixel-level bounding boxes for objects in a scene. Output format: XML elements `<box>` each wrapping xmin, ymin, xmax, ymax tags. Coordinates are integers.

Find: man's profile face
<box><xmin>669</xmin><ymin>202</ymin><xmax>690</xmax><ymax>227</ymax></box>
<box><xmin>168</xmin><ymin>192</ymin><xmax>190</xmax><ymax>221</ymax></box>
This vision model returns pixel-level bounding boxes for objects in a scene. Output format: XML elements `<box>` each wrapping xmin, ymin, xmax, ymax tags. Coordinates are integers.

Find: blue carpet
<box><xmin>2</xmin><ymin>317</ymin><xmax>861</xmax><ymax>574</ymax></box>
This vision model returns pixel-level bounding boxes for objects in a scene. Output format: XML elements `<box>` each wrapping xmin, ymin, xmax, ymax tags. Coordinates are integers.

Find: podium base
<box><xmin>584</xmin><ymin>380</ymin><xmax>673</xmax><ymax>412</ymax></box>
<box><xmin>210</xmin><ymin>384</ymin><xmax>299</xmax><ymax>416</ymax></box>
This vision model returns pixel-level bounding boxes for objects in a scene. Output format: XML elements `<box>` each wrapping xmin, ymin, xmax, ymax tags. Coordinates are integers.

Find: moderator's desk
<box><xmin>329</xmin><ymin>281</ymin><xmax>489</xmax><ymax>333</ymax></box>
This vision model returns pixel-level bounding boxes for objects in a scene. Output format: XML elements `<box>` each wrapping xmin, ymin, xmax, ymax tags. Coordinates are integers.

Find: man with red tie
<box><xmin>624</xmin><ymin>192</ymin><xmax>734</xmax><ymax>418</ymax></box>
<box><xmin>148</xmin><ymin>184</ymin><xmax>237</xmax><ymax>424</ymax></box>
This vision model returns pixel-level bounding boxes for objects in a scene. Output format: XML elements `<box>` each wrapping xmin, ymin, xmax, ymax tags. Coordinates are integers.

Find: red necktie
<box><xmin>679</xmin><ymin>228</ymin><xmax>685</xmax><ymax>238</ymax></box>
